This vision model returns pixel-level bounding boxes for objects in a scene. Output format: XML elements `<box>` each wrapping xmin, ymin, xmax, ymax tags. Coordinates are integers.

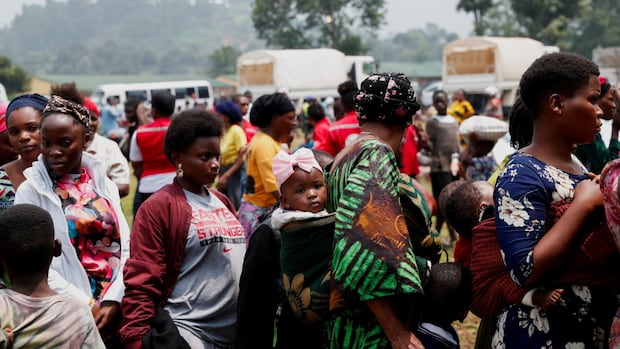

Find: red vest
<box><xmin>135</xmin><ymin>118</ymin><xmax>175</xmax><ymax>178</ymax></box>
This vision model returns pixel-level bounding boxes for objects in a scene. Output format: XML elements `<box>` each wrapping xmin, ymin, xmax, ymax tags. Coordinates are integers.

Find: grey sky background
<box><xmin>0</xmin><ymin>0</ymin><xmax>475</xmax><ymax>37</ymax></box>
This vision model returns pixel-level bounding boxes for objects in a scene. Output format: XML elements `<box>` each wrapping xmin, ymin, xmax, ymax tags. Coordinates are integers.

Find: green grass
<box><xmin>120</xmin><ymin>175</ymin><xmax>137</xmax><ymax>228</ymax></box>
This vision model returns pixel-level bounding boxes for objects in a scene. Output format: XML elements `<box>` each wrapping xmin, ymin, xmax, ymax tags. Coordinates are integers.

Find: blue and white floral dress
<box><xmin>492</xmin><ymin>152</ymin><xmax>613</xmax><ymax>349</ymax></box>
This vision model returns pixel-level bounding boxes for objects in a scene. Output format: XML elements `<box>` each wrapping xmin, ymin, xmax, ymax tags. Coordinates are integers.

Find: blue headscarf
<box><xmin>6</xmin><ymin>93</ymin><xmax>49</xmax><ymax>124</ymax></box>
<box><xmin>215</xmin><ymin>100</ymin><xmax>243</xmax><ymax>124</ymax></box>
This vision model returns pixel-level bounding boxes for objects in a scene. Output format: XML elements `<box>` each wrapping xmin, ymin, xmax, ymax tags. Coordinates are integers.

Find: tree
<box><xmin>368</xmin><ymin>23</ymin><xmax>458</xmax><ymax>63</ymax></box>
<box><xmin>0</xmin><ymin>56</ymin><xmax>31</xmax><ymax>94</ymax></box>
<box><xmin>251</xmin><ymin>0</ymin><xmax>385</xmax><ymax>53</ymax></box>
<box><xmin>457</xmin><ymin>0</ymin><xmax>494</xmax><ymax>35</ymax></box>
<box><xmin>508</xmin><ymin>0</ymin><xmax>586</xmax><ymax>44</ymax></box>
<box><xmin>208</xmin><ymin>46</ymin><xmax>240</xmax><ymax>77</ymax></box>
<box><xmin>479</xmin><ymin>0</ymin><xmax>526</xmax><ymax>37</ymax></box>
<box><xmin>566</xmin><ymin>0</ymin><xmax>620</xmax><ymax>57</ymax></box>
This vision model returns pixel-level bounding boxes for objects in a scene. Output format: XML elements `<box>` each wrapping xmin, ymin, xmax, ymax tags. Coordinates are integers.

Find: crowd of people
<box><xmin>0</xmin><ymin>51</ymin><xmax>619</xmax><ymax>349</ymax></box>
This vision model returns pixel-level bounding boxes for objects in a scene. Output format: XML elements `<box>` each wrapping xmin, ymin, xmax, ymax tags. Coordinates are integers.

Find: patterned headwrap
<box><xmin>43</xmin><ymin>95</ymin><xmax>90</xmax><ymax>128</ymax></box>
<box><xmin>355</xmin><ymin>72</ymin><xmax>420</xmax><ymax>125</ymax></box>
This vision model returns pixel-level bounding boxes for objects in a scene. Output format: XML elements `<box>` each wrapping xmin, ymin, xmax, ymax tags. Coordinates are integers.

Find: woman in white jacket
<box><xmin>14</xmin><ymin>85</ymin><xmax>129</xmax><ymax>346</ymax></box>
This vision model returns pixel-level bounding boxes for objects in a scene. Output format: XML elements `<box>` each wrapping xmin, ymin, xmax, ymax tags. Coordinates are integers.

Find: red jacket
<box><xmin>311</xmin><ymin>117</ymin><xmax>330</xmax><ymax>150</ymax></box>
<box><xmin>135</xmin><ymin>118</ymin><xmax>175</xmax><ymax>178</ymax></box>
<box><xmin>317</xmin><ymin>111</ymin><xmax>360</xmax><ymax>156</ymax></box>
<box><xmin>120</xmin><ymin>179</ymin><xmax>235</xmax><ymax>349</ymax></box>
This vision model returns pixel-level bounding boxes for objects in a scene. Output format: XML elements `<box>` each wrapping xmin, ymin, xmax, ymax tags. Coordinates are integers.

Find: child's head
<box><xmin>438</xmin><ymin>180</ymin><xmax>466</xmax><ymax>226</ymax></box>
<box><xmin>273</xmin><ymin>148</ymin><xmax>327</xmax><ymax>213</ymax></box>
<box><xmin>443</xmin><ymin>180</ymin><xmax>494</xmax><ymax>239</ymax></box>
<box><xmin>0</xmin><ymin>204</ymin><xmax>61</xmax><ymax>277</ymax></box>
<box><xmin>424</xmin><ymin>262</ymin><xmax>472</xmax><ymax>324</ymax></box>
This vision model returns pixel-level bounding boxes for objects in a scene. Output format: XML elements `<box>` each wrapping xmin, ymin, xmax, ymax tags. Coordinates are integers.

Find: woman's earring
<box><xmin>176</xmin><ymin>163</ymin><xmax>184</xmax><ymax>178</ymax></box>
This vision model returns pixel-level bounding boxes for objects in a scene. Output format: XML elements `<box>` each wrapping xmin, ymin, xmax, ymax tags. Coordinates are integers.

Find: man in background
<box><xmin>129</xmin><ymin>91</ymin><xmax>176</xmax><ymax>216</ymax></box>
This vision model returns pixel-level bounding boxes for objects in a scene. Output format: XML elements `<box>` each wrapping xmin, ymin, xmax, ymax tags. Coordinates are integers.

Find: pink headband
<box><xmin>273</xmin><ymin>148</ymin><xmax>322</xmax><ymax>190</ymax></box>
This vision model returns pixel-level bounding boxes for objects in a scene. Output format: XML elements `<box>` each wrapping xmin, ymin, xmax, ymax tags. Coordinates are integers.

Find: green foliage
<box><xmin>457</xmin><ymin>0</ymin><xmax>494</xmax><ymax>35</ymax></box>
<box><xmin>208</xmin><ymin>46</ymin><xmax>241</xmax><ymax>77</ymax></box>
<box><xmin>251</xmin><ymin>0</ymin><xmax>384</xmax><ymax>53</ymax></box>
<box><xmin>509</xmin><ymin>0</ymin><xmax>584</xmax><ymax>44</ymax></box>
<box><xmin>478</xmin><ymin>0</ymin><xmax>527</xmax><ymax>37</ymax></box>
<box><xmin>565</xmin><ymin>0</ymin><xmax>620</xmax><ymax>57</ymax></box>
<box><xmin>458</xmin><ymin>0</ymin><xmax>620</xmax><ymax>58</ymax></box>
<box><xmin>0</xmin><ymin>0</ymin><xmax>257</xmax><ymax>75</ymax></box>
<box><xmin>0</xmin><ymin>56</ymin><xmax>31</xmax><ymax>94</ymax></box>
<box><xmin>368</xmin><ymin>24</ymin><xmax>458</xmax><ymax>63</ymax></box>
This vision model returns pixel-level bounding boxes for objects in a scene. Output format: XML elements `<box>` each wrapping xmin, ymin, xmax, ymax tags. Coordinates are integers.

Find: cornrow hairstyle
<box><xmin>508</xmin><ymin>97</ymin><xmax>533</xmax><ymax>150</ymax></box>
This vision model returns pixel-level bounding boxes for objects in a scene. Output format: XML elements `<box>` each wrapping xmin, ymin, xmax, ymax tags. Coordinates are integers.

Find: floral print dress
<box><xmin>54</xmin><ymin>169</ymin><xmax>121</xmax><ymax>302</ymax></box>
<box><xmin>492</xmin><ymin>152</ymin><xmax>613</xmax><ymax>349</ymax></box>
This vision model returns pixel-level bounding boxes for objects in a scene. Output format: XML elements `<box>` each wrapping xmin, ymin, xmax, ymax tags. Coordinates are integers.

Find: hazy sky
<box><xmin>0</xmin><ymin>0</ymin><xmax>475</xmax><ymax>37</ymax></box>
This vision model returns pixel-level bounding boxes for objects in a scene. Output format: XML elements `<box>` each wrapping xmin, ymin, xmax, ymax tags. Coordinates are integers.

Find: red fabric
<box><xmin>135</xmin><ymin>118</ymin><xmax>175</xmax><ymax>178</ymax></box>
<box><xmin>120</xmin><ymin>179</ymin><xmax>236</xmax><ymax>347</ymax></box>
<box><xmin>243</xmin><ymin>119</ymin><xmax>258</xmax><ymax>143</ymax></box>
<box><xmin>316</xmin><ymin>111</ymin><xmax>360</xmax><ymax>156</ymax></box>
<box><xmin>470</xmin><ymin>218</ymin><xmax>526</xmax><ymax>319</ymax></box>
<box><xmin>399</xmin><ymin>125</ymin><xmax>420</xmax><ymax>177</ymax></box>
<box><xmin>82</xmin><ymin>96</ymin><xmax>100</xmax><ymax>116</ymax></box>
<box><xmin>470</xmin><ymin>201</ymin><xmax>620</xmax><ymax>319</ymax></box>
<box><xmin>453</xmin><ymin>238</ymin><xmax>471</xmax><ymax>267</ymax></box>
<box><xmin>311</xmin><ymin>117</ymin><xmax>330</xmax><ymax>150</ymax></box>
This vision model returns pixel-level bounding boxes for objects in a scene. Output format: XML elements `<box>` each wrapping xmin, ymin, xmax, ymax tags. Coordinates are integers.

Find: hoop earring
<box><xmin>176</xmin><ymin>163</ymin><xmax>184</xmax><ymax>178</ymax></box>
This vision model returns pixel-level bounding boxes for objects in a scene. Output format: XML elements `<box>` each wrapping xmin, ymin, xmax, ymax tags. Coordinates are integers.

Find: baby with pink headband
<box><xmin>270</xmin><ymin>147</ymin><xmax>331</xmax><ymax>229</ymax></box>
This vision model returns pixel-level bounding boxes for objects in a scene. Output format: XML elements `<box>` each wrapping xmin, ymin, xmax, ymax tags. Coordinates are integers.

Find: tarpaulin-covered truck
<box><xmin>442</xmin><ymin>36</ymin><xmax>555</xmax><ymax>112</ymax></box>
<box><xmin>236</xmin><ymin>48</ymin><xmax>375</xmax><ymax>101</ymax></box>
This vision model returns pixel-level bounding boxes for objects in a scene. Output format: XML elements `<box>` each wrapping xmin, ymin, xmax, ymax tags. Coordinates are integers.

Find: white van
<box><xmin>90</xmin><ymin>80</ymin><xmax>214</xmax><ymax>111</ymax></box>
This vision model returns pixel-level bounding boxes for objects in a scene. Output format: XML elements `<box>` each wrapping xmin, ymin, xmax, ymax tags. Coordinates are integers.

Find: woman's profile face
<box><xmin>272</xmin><ymin>111</ymin><xmax>297</xmax><ymax>143</ymax></box>
<box><xmin>175</xmin><ymin>136</ymin><xmax>221</xmax><ymax>194</ymax></box>
<box><xmin>7</xmin><ymin>107</ymin><xmax>42</xmax><ymax>163</ymax></box>
<box><xmin>562</xmin><ymin>75</ymin><xmax>603</xmax><ymax>145</ymax></box>
<box><xmin>40</xmin><ymin>113</ymin><xmax>86</xmax><ymax>176</ymax></box>
<box><xmin>598</xmin><ymin>87</ymin><xmax>617</xmax><ymax>120</ymax></box>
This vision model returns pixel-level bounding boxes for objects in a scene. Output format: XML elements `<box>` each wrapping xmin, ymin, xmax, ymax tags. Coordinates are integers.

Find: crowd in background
<box><xmin>0</xmin><ymin>51</ymin><xmax>620</xmax><ymax>349</ymax></box>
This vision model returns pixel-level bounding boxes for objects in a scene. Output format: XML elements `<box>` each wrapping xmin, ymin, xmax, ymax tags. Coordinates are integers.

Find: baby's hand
<box><xmin>541</xmin><ymin>289</ymin><xmax>564</xmax><ymax>310</ymax></box>
<box><xmin>3</xmin><ymin>327</ymin><xmax>14</xmax><ymax>349</ymax></box>
<box><xmin>573</xmin><ymin>178</ymin><xmax>603</xmax><ymax>211</ymax></box>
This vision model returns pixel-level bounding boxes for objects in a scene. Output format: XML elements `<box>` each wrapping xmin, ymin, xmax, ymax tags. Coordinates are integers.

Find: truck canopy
<box><xmin>237</xmin><ymin>48</ymin><xmax>349</xmax><ymax>100</ymax></box>
<box><xmin>442</xmin><ymin>36</ymin><xmax>546</xmax><ymax>93</ymax></box>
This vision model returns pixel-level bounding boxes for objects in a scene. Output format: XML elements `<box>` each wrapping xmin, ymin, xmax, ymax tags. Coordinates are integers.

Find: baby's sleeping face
<box><xmin>280</xmin><ymin>168</ymin><xmax>327</xmax><ymax>213</ymax></box>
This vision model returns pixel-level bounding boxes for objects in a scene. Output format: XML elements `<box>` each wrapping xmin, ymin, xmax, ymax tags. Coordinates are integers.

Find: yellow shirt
<box><xmin>447</xmin><ymin>100</ymin><xmax>475</xmax><ymax>123</ymax></box>
<box><xmin>243</xmin><ymin>131</ymin><xmax>283</xmax><ymax>208</ymax></box>
<box><xmin>220</xmin><ymin>124</ymin><xmax>247</xmax><ymax>166</ymax></box>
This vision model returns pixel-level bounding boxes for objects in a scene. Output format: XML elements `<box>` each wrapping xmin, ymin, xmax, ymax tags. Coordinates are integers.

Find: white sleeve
<box><xmin>16</xmin><ymin>181</ymin><xmax>93</xmax><ymax>306</ymax></box>
<box><xmin>100</xmin><ymin>178</ymin><xmax>130</xmax><ymax>304</ymax></box>
<box><xmin>106</xmin><ymin>142</ymin><xmax>130</xmax><ymax>185</ymax></box>
<box><xmin>48</xmin><ymin>269</ymin><xmax>92</xmax><ymax>305</ymax></box>
<box><xmin>128</xmin><ymin>131</ymin><xmax>142</xmax><ymax>162</ymax></box>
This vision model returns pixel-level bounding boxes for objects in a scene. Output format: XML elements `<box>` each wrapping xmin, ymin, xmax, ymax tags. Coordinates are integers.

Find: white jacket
<box><xmin>15</xmin><ymin>152</ymin><xmax>130</xmax><ymax>305</ymax></box>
